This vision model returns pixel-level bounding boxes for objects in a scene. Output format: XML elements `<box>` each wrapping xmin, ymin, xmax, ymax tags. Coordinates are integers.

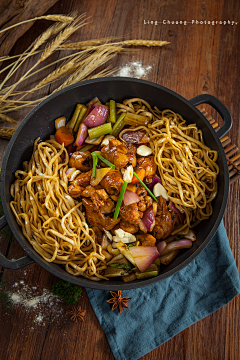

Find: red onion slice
<box><xmin>138</xmin><ymin>219</ymin><xmax>148</xmax><ymax>233</ymax></box>
<box><xmin>129</xmin><ymin>246</ymin><xmax>160</xmax><ymax>272</ymax></box>
<box><xmin>160</xmin><ymin>239</ymin><xmax>192</xmax><ymax>255</ymax></box>
<box><xmin>75</xmin><ymin>123</ymin><xmax>88</xmax><ymax>146</ymax></box>
<box><xmin>157</xmin><ymin>241</ymin><xmax>167</xmax><ymax>255</ymax></box>
<box><xmin>123</xmin><ymin>189</ymin><xmax>140</xmax><ymax>206</ymax></box>
<box><xmin>169</xmin><ymin>202</ymin><xmax>185</xmax><ymax>223</ymax></box>
<box><xmin>147</xmin><ymin>176</ymin><xmax>162</xmax><ymax>191</ymax></box>
<box><xmin>142</xmin><ymin>206</ymin><xmax>155</xmax><ymax>232</ymax></box>
<box><xmin>84</xmin><ymin>104</ymin><xmax>109</xmax><ymax>128</ymax></box>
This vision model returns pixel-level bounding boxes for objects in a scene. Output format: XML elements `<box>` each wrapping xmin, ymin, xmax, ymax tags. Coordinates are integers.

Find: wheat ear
<box><xmin>0</xmin><ymin>114</ymin><xmax>17</xmax><ymax>126</ymax></box>
<box><xmin>0</xmin><ymin>22</ymin><xmax>59</xmax><ymax>91</ymax></box>
<box><xmin>122</xmin><ymin>40</ymin><xmax>170</xmax><ymax>46</ymax></box>
<box><xmin>54</xmin><ymin>45</ymin><xmax>122</xmax><ymax>92</ymax></box>
<box><xmin>0</xmin><ymin>14</ymin><xmax>75</xmax><ymax>35</ymax></box>
<box><xmin>0</xmin><ymin>15</ymin><xmax>87</xmax><ymax>104</ymax></box>
<box><xmin>0</xmin><ymin>128</ymin><xmax>15</xmax><ymax>139</ymax></box>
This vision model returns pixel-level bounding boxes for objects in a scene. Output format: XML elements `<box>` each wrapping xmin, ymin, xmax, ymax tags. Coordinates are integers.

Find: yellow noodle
<box><xmin>118</xmin><ymin>98</ymin><xmax>219</xmax><ymax>232</ymax></box>
<box><xmin>10</xmin><ymin>138</ymin><xmax>107</xmax><ymax>280</ymax></box>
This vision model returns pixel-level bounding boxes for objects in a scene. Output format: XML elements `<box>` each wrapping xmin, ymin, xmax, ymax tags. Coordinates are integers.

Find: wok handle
<box><xmin>0</xmin><ymin>215</ymin><xmax>34</xmax><ymax>270</ymax></box>
<box><xmin>189</xmin><ymin>94</ymin><xmax>233</xmax><ymax>139</ymax></box>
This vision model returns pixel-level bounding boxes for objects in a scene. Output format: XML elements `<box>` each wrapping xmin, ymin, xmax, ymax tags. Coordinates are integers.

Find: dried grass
<box><xmin>0</xmin><ymin>113</ymin><xmax>17</xmax><ymax>126</ymax></box>
<box><xmin>0</xmin><ymin>14</ymin><xmax>75</xmax><ymax>35</ymax></box>
<box><xmin>0</xmin><ymin>128</ymin><xmax>15</xmax><ymax>139</ymax></box>
<box><xmin>0</xmin><ymin>15</ymin><xmax>87</xmax><ymax>104</ymax></box>
<box><xmin>61</xmin><ymin>39</ymin><xmax>170</xmax><ymax>50</ymax></box>
<box><xmin>0</xmin><ymin>12</ymin><xmax>169</xmax><ymax>120</ymax></box>
<box><xmin>54</xmin><ymin>45</ymin><xmax>123</xmax><ymax>92</ymax></box>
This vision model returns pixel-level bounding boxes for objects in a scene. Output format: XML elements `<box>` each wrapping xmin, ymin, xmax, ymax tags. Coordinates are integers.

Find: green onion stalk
<box><xmin>114</xmin><ymin>181</ymin><xmax>128</xmax><ymax>219</ymax></box>
<box><xmin>67</xmin><ymin>104</ymin><xmax>82</xmax><ymax>130</ymax></box>
<box><xmin>109</xmin><ymin>100</ymin><xmax>116</xmax><ymax>123</ymax></box>
<box><xmin>91</xmin><ymin>153</ymin><xmax>98</xmax><ymax>178</ymax></box>
<box><xmin>88</xmin><ymin>122</ymin><xmax>112</xmax><ymax>140</ymax></box>
<box><xmin>111</xmin><ymin>113</ymin><xmax>126</xmax><ymax>137</ymax></box>
<box><xmin>133</xmin><ymin>172</ymin><xmax>159</xmax><ymax>202</ymax></box>
<box><xmin>73</xmin><ymin>105</ymin><xmax>88</xmax><ymax>132</ymax></box>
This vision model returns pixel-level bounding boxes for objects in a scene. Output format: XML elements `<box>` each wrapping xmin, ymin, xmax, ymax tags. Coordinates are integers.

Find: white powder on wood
<box><xmin>9</xmin><ymin>280</ymin><xmax>64</xmax><ymax>327</ymax></box>
<box><xmin>115</xmin><ymin>61</ymin><xmax>152</xmax><ymax>79</ymax></box>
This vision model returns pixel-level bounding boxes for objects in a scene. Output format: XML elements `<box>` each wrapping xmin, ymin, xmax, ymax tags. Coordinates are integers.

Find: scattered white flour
<box><xmin>115</xmin><ymin>61</ymin><xmax>152</xmax><ymax>79</ymax></box>
<box><xmin>35</xmin><ymin>314</ymin><xmax>44</xmax><ymax>324</ymax></box>
<box><xmin>10</xmin><ymin>286</ymin><xmax>59</xmax><ymax>309</ymax></box>
<box><xmin>9</xmin><ymin>280</ymin><xmax>64</xmax><ymax>327</ymax></box>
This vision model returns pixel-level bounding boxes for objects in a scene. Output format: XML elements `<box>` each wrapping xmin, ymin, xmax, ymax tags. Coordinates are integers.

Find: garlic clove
<box><xmin>153</xmin><ymin>183</ymin><xmax>169</xmax><ymax>201</ymax></box>
<box><xmin>104</xmin><ymin>229</ymin><xmax>113</xmax><ymax>241</ymax></box>
<box><xmin>136</xmin><ymin>145</ymin><xmax>153</xmax><ymax>156</ymax></box>
<box><xmin>113</xmin><ymin>229</ymin><xmax>136</xmax><ymax>244</ymax></box>
<box><xmin>101</xmin><ymin>135</ymin><xmax>115</xmax><ymax>146</ymax></box>
<box><xmin>121</xmin><ymin>165</ymin><xmax>133</xmax><ymax>183</ymax></box>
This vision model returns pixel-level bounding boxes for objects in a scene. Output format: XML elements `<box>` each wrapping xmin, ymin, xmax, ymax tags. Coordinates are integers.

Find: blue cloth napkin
<box><xmin>86</xmin><ymin>221</ymin><xmax>240</xmax><ymax>360</ymax></box>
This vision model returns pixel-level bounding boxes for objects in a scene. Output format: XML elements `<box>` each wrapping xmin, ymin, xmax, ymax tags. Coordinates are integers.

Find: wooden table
<box><xmin>0</xmin><ymin>1</ymin><xmax>239</xmax><ymax>359</ymax></box>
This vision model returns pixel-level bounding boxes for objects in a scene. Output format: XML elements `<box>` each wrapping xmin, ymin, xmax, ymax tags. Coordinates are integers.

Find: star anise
<box><xmin>66</xmin><ymin>305</ymin><xmax>86</xmax><ymax>322</ymax></box>
<box><xmin>107</xmin><ymin>290</ymin><xmax>132</xmax><ymax>314</ymax></box>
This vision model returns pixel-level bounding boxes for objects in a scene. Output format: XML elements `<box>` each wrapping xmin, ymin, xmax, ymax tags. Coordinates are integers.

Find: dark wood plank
<box><xmin>0</xmin><ymin>0</ymin><xmax>239</xmax><ymax>360</ymax></box>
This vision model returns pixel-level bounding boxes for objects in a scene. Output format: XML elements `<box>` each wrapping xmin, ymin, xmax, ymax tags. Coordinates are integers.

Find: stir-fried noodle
<box><xmin>10</xmin><ymin>139</ymin><xmax>107</xmax><ymax>280</ymax></box>
<box><xmin>10</xmin><ymin>98</ymin><xmax>219</xmax><ymax>279</ymax></box>
<box><xmin>118</xmin><ymin>98</ymin><xmax>219</xmax><ymax>233</ymax></box>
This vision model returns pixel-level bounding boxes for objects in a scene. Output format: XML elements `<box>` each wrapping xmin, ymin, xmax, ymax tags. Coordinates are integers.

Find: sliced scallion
<box><xmin>91</xmin><ymin>153</ymin><xmax>98</xmax><ymax>178</ymax></box>
<box><xmin>73</xmin><ymin>105</ymin><xmax>88</xmax><ymax>132</ymax></box>
<box><xmin>92</xmin><ymin>152</ymin><xmax>115</xmax><ymax>169</ymax></box>
<box><xmin>109</xmin><ymin>100</ymin><xmax>116</xmax><ymax>123</ymax></box>
<box><xmin>114</xmin><ymin>181</ymin><xmax>128</xmax><ymax>219</ymax></box>
<box><xmin>133</xmin><ymin>172</ymin><xmax>159</xmax><ymax>202</ymax></box>
<box><xmin>67</xmin><ymin>104</ymin><xmax>82</xmax><ymax>130</ymax></box>
<box><xmin>88</xmin><ymin>122</ymin><xmax>112</xmax><ymax>140</ymax></box>
<box><xmin>111</xmin><ymin>113</ymin><xmax>126</xmax><ymax>137</ymax></box>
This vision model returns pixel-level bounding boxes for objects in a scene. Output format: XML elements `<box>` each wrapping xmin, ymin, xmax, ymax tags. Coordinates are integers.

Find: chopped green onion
<box><xmin>73</xmin><ymin>105</ymin><xmax>87</xmax><ymax>132</ymax></box>
<box><xmin>91</xmin><ymin>153</ymin><xmax>98</xmax><ymax>178</ymax></box>
<box><xmin>133</xmin><ymin>172</ymin><xmax>159</xmax><ymax>203</ymax></box>
<box><xmin>109</xmin><ymin>263</ymin><xmax>132</xmax><ymax>272</ymax></box>
<box><xmin>111</xmin><ymin>113</ymin><xmax>126</xmax><ymax>137</ymax></box>
<box><xmin>88</xmin><ymin>123</ymin><xmax>112</xmax><ymax>140</ymax></box>
<box><xmin>109</xmin><ymin>100</ymin><xmax>116</xmax><ymax>123</ymax></box>
<box><xmin>125</xmin><ymin>243</ymin><xmax>136</xmax><ymax>249</ymax></box>
<box><xmin>124</xmin><ymin>112</ymin><xmax>149</xmax><ymax>126</ymax></box>
<box><xmin>67</xmin><ymin>104</ymin><xmax>82</xmax><ymax>130</ymax></box>
<box><xmin>92</xmin><ymin>152</ymin><xmax>115</xmax><ymax>169</ymax></box>
<box><xmin>80</xmin><ymin>144</ymin><xmax>95</xmax><ymax>151</ymax></box>
<box><xmin>114</xmin><ymin>181</ymin><xmax>128</xmax><ymax>219</ymax></box>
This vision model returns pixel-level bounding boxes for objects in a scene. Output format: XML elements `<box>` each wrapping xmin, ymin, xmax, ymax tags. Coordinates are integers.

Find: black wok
<box><xmin>0</xmin><ymin>78</ymin><xmax>232</xmax><ymax>290</ymax></box>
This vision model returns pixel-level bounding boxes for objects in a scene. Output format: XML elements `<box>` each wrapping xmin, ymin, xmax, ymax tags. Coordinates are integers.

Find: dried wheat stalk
<box><xmin>54</xmin><ymin>45</ymin><xmax>123</xmax><ymax>92</ymax></box>
<box><xmin>0</xmin><ymin>15</ymin><xmax>87</xmax><ymax>104</ymax></box>
<box><xmin>0</xmin><ymin>20</ymin><xmax>72</xmax><ymax>92</ymax></box>
<box><xmin>29</xmin><ymin>53</ymin><xmax>88</xmax><ymax>91</ymax></box>
<box><xmin>0</xmin><ymin>128</ymin><xmax>15</xmax><ymax>139</ymax></box>
<box><xmin>0</xmin><ymin>13</ymin><xmax>169</xmax><ymax>119</ymax></box>
<box><xmin>0</xmin><ymin>14</ymin><xmax>75</xmax><ymax>35</ymax></box>
<box><xmin>0</xmin><ymin>113</ymin><xmax>17</xmax><ymax>126</ymax></box>
<box><xmin>61</xmin><ymin>39</ymin><xmax>170</xmax><ymax>50</ymax></box>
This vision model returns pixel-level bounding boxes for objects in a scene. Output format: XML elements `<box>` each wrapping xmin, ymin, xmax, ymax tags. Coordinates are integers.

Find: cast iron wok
<box><xmin>0</xmin><ymin>78</ymin><xmax>232</xmax><ymax>290</ymax></box>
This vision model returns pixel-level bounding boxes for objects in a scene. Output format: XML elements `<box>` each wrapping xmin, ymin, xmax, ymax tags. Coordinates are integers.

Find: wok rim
<box><xmin>0</xmin><ymin>77</ymin><xmax>229</xmax><ymax>290</ymax></box>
